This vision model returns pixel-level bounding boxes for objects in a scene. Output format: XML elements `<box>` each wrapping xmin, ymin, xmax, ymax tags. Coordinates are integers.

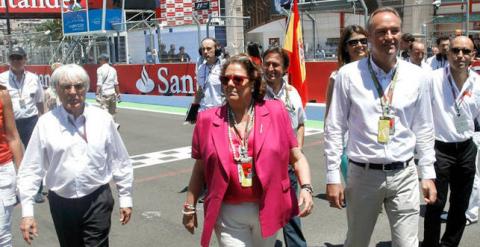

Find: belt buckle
<box><xmin>382</xmin><ymin>163</ymin><xmax>389</xmax><ymax>171</ymax></box>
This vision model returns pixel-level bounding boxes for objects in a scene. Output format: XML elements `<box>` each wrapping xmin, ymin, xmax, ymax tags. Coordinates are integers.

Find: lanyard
<box><xmin>367</xmin><ymin>58</ymin><xmax>399</xmax><ymax>115</ymax></box>
<box><xmin>9</xmin><ymin>71</ymin><xmax>25</xmax><ymax>97</ymax></box>
<box><xmin>67</xmin><ymin>116</ymin><xmax>88</xmax><ymax>143</ymax></box>
<box><xmin>202</xmin><ymin>59</ymin><xmax>219</xmax><ymax>91</ymax></box>
<box><xmin>446</xmin><ymin>67</ymin><xmax>469</xmax><ymax>117</ymax></box>
<box><xmin>227</xmin><ymin>102</ymin><xmax>254</xmax><ymax>162</ymax></box>
<box><xmin>267</xmin><ymin>81</ymin><xmax>295</xmax><ymax>113</ymax></box>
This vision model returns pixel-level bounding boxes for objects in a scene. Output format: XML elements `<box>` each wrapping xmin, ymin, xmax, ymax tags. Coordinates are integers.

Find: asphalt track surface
<box><xmin>10</xmin><ymin>106</ymin><xmax>480</xmax><ymax>247</ymax></box>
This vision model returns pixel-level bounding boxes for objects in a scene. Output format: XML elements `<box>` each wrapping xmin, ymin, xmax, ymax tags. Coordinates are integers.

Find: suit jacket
<box><xmin>191</xmin><ymin>99</ymin><xmax>299</xmax><ymax>247</ymax></box>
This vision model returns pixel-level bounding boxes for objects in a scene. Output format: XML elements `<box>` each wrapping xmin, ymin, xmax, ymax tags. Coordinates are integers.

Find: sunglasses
<box><xmin>9</xmin><ymin>55</ymin><xmax>24</xmax><ymax>61</ymax></box>
<box><xmin>347</xmin><ymin>38</ymin><xmax>368</xmax><ymax>46</ymax></box>
<box><xmin>450</xmin><ymin>47</ymin><xmax>472</xmax><ymax>55</ymax></box>
<box><xmin>60</xmin><ymin>83</ymin><xmax>85</xmax><ymax>91</ymax></box>
<box><xmin>220</xmin><ymin>75</ymin><xmax>248</xmax><ymax>86</ymax></box>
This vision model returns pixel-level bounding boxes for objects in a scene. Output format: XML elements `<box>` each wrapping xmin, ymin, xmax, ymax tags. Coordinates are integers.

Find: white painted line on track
<box><xmin>130</xmin><ymin>128</ymin><xmax>323</xmax><ymax>169</ymax></box>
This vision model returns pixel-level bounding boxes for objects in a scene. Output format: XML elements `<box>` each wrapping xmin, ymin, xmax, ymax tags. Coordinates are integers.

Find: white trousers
<box><xmin>344</xmin><ymin>163</ymin><xmax>420</xmax><ymax>247</ymax></box>
<box><xmin>466</xmin><ymin>146</ymin><xmax>480</xmax><ymax>222</ymax></box>
<box><xmin>0</xmin><ymin>162</ymin><xmax>16</xmax><ymax>247</ymax></box>
<box><xmin>215</xmin><ymin>202</ymin><xmax>278</xmax><ymax>247</ymax></box>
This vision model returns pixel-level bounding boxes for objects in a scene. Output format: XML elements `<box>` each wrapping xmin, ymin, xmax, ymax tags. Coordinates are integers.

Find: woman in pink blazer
<box><xmin>182</xmin><ymin>54</ymin><xmax>313</xmax><ymax>247</ymax></box>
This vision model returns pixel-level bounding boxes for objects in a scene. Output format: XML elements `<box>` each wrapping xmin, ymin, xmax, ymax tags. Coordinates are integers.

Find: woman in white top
<box><xmin>325</xmin><ymin>25</ymin><xmax>368</xmax><ymax>180</ymax></box>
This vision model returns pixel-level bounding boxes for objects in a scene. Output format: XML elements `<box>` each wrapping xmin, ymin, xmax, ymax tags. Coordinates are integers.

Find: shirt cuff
<box><xmin>119</xmin><ymin>196</ymin><xmax>133</xmax><ymax>208</ymax></box>
<box><xmin>326</xmin><ymin>170</ymin><xmax>342</xmax><ymax>184</ymax></box>
<box><xmin>22</xmin><ymin>204</ymin><xmax>34</xmax><ymax>218</ymax></box>
<box><xmin>418</xmin><ymin>165</ymin><xmax>436</xmax><ymax>180</ymax></box>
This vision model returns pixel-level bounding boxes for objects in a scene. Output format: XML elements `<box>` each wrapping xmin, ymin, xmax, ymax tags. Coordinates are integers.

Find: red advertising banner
<box><xmin>0</xmin><ymin>61</ymin><xmax>342</xmax><ymax>103</ymax></box>
<box><xmin>0</xmin><ymin>0</ymin><xmax>110</xmax><ymax>14</ymax></box>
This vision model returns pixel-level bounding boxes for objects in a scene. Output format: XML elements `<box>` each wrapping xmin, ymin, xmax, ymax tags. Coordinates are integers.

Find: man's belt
<box><xmin>349</xmin><ymin>157</ymin><xmax>413</xmax><ymax>171</ymax></box>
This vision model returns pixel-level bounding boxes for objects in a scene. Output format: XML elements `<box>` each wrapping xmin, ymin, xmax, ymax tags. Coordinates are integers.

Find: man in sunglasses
<box><xmin>0</xmin><ymin>47</ymin><xmax>45</xmax><ymax>203</ymax></box>
<box><xmin>325</xmin><ymin>7</ymin><xmax>437</xmax><ymax>247</ymax></box>
<box><xmin>422</xmin><ymin>36</ymin><xmax>480</xmax><ymax>247</ymax></box>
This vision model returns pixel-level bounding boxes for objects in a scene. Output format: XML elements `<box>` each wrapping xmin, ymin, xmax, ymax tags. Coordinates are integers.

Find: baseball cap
<box><xmin>8</xmin><ymin>47</ymin><xmax>27</xmax><ymax>58</ymax></box>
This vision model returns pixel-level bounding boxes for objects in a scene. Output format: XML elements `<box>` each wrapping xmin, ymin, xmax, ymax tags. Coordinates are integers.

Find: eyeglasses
<box><xmin>450</xmin><ymin>47</ymin><xmax>472</xmax><ymax>55</ymax></box>
<box><xmin>60</xmin><ymin>83</ymin><xmax>85</xmax><ymax>91</ymax></box>
<box><xmin>346</xmin><ymin>38</ymin><xmax>368</xmax><ymax>46</ymax></box>
<box><xmin>220</xmin><ymin>75</ymin><xmax>248</xmax><ymax>86</ymax></box>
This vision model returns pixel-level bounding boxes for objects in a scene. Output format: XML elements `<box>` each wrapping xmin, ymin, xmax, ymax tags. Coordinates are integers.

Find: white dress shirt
<box><xmin>97</xmin><ymin>63</ymin><xmax>119</xmax><ymax>96</ymax></box>
<box><xmin>265</xmin><ymin>79</ymin><xmax>306</xmax><ymax>131</ymax></box>
<box><xmin>0</xmin><ymin>70</ymin><xmax>44</xmax><ymax>119</ymax></box>
<box><xmin>324</xmin><ymin>57</ymin><xmax>436</xmax><ymax>184</ymax></box>
<box><xmin>431</xmin><ymin>67</ymin><xmax>480</xmax><ymax>142</ymax></box>
<box><xmin>17</xmin><ymin>104</ymin><xmax>133</xmax><ymax>217</ymax></box>
<box><xmin>197</xmin><ymin>59</ymin><xmax>223</xmax><ymax>111</ymax></box>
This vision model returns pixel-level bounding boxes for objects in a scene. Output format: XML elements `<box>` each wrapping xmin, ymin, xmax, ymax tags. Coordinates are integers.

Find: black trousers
<box><xmin>423</xmin><ymin>139</ymin><xmax>477</xmax><ymax>247</ymax></box>
<box><xmin>48</xmin><ymin>184</ymin><xmax>114</xmax><ymax>247</ymax></box>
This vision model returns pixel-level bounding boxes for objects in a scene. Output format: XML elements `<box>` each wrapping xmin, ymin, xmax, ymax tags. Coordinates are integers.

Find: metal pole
<box><xmin>305</xmin><ymin>11</ymin><xmax>316</xmax><ymax>59</ymax></box>
<box><xmin>192</xmin><ymin>13</ymin><xmax>202</xmax><ymax>45</ymax></box>
<box><xmin>359</xmin><ymin>0</ymin><xmax>368</xmax><ymax>27</ymax></box>
<box><xmin>466</xmin><ymin>0</ymin><xmax>470</xmax><ymax>36</ymax></box>
<box><xmin>5</xmin><ymin>0</ymin><xmax>12</xmax><ymax>50</ymax></box>
<box><xmin>206</xmin><ymin>14</ymin><xmax>212</xmax><ymax>38</ymax></box>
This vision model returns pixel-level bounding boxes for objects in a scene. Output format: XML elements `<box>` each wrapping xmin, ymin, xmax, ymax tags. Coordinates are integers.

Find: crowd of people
<box><xmin>1</xmin><ymin>5</ymin><xmax>480</xmax><ymax>247</ymax></box>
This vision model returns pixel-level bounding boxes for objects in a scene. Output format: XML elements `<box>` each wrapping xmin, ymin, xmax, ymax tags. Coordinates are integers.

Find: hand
<box><xmin>119</xmin><ymin>207</ymin><xmax>132</xmax><ymax>225</ymax></box>
<box><xmin>20</xmin><ymin>217</ymin><xmax>38</xmax><ymax>245</ymax></box>
<box><xmin>421</xmin><ymin>179</ymin><xmax>437</xmax><ymax>204</ymax></box>
<box><xmin>182</xmin><ymin>212</ymin><xmax>197</xmax><ymax>234</ymax></box>
<box><xmin>326</xmin><ymin>183</ymin><xmax>345</xmax><ymax>209</ymax></box>
<box><xmin>298</xmin><ymin>189</ymin><xmax>314</xmax><ymax>217</ymax></box>
<box><xmin>95</xmin><ymin>94</ymin><xmax>101</xmax><ymax>103</ymax></box>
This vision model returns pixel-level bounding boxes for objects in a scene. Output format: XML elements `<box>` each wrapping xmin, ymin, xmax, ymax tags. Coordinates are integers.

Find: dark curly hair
<box><xmin>221</xmin><ymin>54</ymin><xmax>266</xmax><ymax>103</ymax></box>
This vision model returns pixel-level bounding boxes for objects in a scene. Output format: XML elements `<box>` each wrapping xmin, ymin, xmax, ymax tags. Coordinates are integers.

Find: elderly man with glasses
<box><xmin>17</xmin><ymin>64</ymin><xmax>133</xmax><ymax>247</ymax></box>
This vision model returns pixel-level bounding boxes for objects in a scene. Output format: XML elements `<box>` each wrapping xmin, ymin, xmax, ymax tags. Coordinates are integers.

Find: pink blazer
<box><xmin>192</xmin><ymin>99</ymin><xmax>299</xmax><ymax>247</ymax></box>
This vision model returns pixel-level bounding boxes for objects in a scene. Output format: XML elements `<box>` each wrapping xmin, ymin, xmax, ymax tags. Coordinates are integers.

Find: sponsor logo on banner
<box><xmin>136</xmin><ymin>66</ymin><xmax>155</xmax><ymax>93</ymax></box>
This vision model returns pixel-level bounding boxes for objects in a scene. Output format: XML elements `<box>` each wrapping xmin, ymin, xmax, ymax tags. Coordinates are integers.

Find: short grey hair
<box><xmin>50</xmin><ymin>64</ymin><xmax>90</xmax><ymax>92</ymax></box>
<box><xmin>367</xmin><ymin>7</ymin><xmax>402</xmax><ymax>32</ymax></box>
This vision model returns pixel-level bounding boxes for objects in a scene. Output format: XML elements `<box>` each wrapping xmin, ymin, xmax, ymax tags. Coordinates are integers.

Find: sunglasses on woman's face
<box><xmin>220</xmin><ymin>75</ymin><xmax>248</xmax><ymax>86</ymax></box>
<box><xmin>346</xmin><ymin>38</ymin><xmax>368</xmax><ymax>46</ymax></box>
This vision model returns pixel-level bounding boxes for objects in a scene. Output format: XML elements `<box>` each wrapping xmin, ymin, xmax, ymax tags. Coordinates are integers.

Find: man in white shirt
<box><xmin>193</xmin><ymin>38</ymin><xmax>224</xmax><ymax>112</ymax></box>
<box><xmin>409</xmin><ymin>41</ymin><xmax>431</xmax><ymax>70</ymax></box>
<box><xmin>96</xmin><ymin>54</ymin><xmax>120</xmax><ymax>120</ymax></box>
<box><xmin>427</xmin><ymin>36</ymin><xmax>450</xmax><ymax>70</ymax></box>
<box><xmin>263</xmin><ymin>47</ymin><xmax>308</xmax><ymax>247</ymax></box>
<box><xmin>17</xmin><ymin>64</ymin><xmax>133</xmax><ymax>247</ymax></box>
<box><xmin>0</xmin><ymin>47</ymin><xmax>45</xmax><ymax>203</ymax></box>
<box><xmin>325</xmin><ymin>7</ymin><xmax>437</xmax><ymax>247</ymax></box>
<box><xmin>422</xmin><ymin>36</ymin><xmax>480</xmax><ymax>247</ymax></box>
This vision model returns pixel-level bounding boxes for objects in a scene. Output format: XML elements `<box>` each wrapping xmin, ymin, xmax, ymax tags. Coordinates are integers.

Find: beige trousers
<box><xmin>100</xmin><ymin>94</ymin><xmax>117</xmax><ymax>117</ymax></box>
<box><xmin>344</xmin><ymin>162</ymin><xmax>420</xmax><ymax>247</ymax></box>
<box><xmin>214</xmin><ymin>202</ymin><xmax>278</xmax><ymax>247</ymax></box>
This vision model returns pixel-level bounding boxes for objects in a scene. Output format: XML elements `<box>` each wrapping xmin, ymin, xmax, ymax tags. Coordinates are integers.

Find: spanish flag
<box><xmin>283</xmin><ymin>0</ymin><xmax>308</xmax><ymax>107</ymax></box>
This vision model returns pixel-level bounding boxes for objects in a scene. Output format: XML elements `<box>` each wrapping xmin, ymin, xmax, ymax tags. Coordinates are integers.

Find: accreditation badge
<box><xmin>19</xmin><ymin>98</ymin><xmax>26</xmax><ymax>109</ymax></box>
<box><xmin>454</xmin><ymin>114</ymin><xmax>469</xmax><ymax>133</ymax></box>
<box><xmin>378</xmin><ymin>116</ymin><xmax>391</xmax><ymax>144</ymax></box>
<box><xmin>238</xmin><ymin>162</ymin><xmax>253</xmax><ymax>187</ymax></box>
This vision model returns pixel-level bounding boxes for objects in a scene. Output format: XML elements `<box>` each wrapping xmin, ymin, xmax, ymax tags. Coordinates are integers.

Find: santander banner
<box><xmin>0</xmin><ymin>62</ymin><xmax>338</xmax><ymax>103</ymax></box>
<box><xmin>0</xmin><ymin>0</ymin><xmax>103</xmax><ymax>14</ymax></box>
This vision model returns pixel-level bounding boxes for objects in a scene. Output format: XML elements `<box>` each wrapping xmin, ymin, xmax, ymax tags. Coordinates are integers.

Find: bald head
<box><xmin>448</xmin><ymin>36</ymin><xmax>475</xmax><ymax>71</ymax></box>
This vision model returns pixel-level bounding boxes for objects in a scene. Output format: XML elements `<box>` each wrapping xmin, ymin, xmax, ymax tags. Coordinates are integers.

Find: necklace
<box><xmin>227</xmin><ymin>102</ymin><xmax>254</xmax><ymax>163</ymax></box>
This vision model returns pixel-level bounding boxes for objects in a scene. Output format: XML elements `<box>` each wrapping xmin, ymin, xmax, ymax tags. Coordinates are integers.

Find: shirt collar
<box><xmin>266</xmin><ymin>79</ymin><xmax>287</xmax><ymax>99</ymax></box>
<box><xmin>9</xmin><ymin>69</ymin><xmax>26</xmax><ymax>82</ymax></box>
<box><xmin>369</xmin><ymin>56</ymin><xmax>399</xmax><ymax>78</ymax></box>
<box><xmin>59</xmin><ymin>103</ymin><xmax>88</xmax><ymax>129</ymax></box>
